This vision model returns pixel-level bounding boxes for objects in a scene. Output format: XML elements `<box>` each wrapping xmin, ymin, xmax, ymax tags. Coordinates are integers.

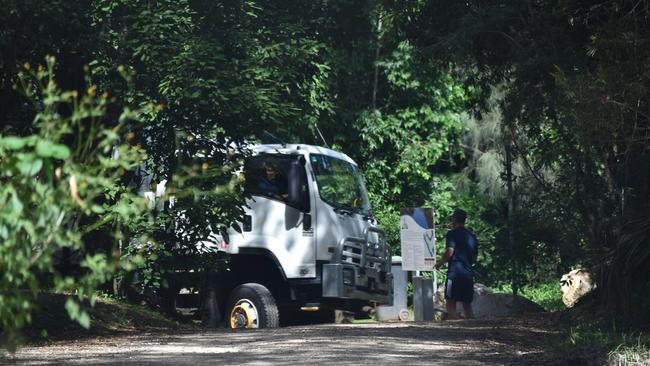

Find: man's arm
<box><xmin>435</xmin><ymin>247</ymin><xmax>455</xmax><ymax>270</ymax></box>
<box><xmin>470</xmin><ymin>234</ymin><xmax>478</xmax><ymax>264</ymax></box>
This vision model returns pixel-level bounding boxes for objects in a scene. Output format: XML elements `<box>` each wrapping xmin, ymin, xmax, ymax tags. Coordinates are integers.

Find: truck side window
<box><xmin>244</xmin><ymin>156</ymin><xmax>310</xmax><ymax>212</ymax></box>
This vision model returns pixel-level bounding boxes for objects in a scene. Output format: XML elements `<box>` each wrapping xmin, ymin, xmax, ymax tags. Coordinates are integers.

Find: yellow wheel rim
<box><xmin>229</xmin><ymin>299</ymin><xmax>259</xmax><ymax>329</ymax></box>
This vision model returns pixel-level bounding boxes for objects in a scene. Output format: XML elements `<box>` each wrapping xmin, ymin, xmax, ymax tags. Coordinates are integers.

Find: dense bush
<box><xmin>0</xmin><ymin>58</ymin><xmax>152</xmax><ymax>350</ymax></box>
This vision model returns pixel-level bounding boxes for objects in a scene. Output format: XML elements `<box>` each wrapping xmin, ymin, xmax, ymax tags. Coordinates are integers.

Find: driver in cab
<box><xmin>258</xmin><ymin>163</ymin><xmax>288</xmax><ymax>201</ymax></box>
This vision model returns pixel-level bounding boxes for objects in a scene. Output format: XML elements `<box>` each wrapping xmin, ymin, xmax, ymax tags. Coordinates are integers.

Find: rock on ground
<box><xmin>434</xmin><ymin>283</ymin><xmax>545</xmax><ymax>320</ymax></box>
<box><xmin>560</xmin><ymin>269</ymin><xmax>596</xmax><ymax>308</ymax></box>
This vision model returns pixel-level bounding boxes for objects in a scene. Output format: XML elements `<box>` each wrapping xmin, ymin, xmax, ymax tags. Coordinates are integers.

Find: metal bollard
<box><xmin>413</xmin><ymin>275</ymin><xmax>434</xmax><ymax>321</ymax></box>
<box><xmin>376</xmin><ymin>256</ymin><xmax>408</xmax><ymax>321</ymax></box>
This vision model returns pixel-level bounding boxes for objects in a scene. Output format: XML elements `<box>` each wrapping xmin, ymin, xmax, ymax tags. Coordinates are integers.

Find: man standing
<box><xmin>435</xmin><ymin>209</ymin><xmax>478</xmax><ymax>319</ymax></box>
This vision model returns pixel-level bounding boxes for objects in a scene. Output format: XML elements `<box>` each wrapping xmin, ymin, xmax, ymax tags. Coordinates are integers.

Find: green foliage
<box><xmin>357</xmin><ymin>39</ymin><xmax>481</xmax><ymax>262</ymax></box>
<box><xmin>0</xmin><ymin>0</ymin><xmax>381</xmax><ymax>319</ymax></box>
<box><xmin>360</xmin><ymin>41</ymin><xmax>466</xmax><ymax>206</ymax></box>
<box><xmin>5</xmin><ymin>0</ymin><xmax>650</xmax><ymax>348</ymax></box>
<box><xmin>602</xmin><ymin>220</ymin><xmax>650</xmax><ymax>327</ymax></box>
<box><xmin>0</xmin><ymin>58</ymin><xmax>151</xmax><ymax>350</ymax></box>
<box><xmin>391</xmin><ymin>0</ymin><xmax>650</xmax><ymax>327</ymax></box>
<box><xmin>557</xmin><ymin>321</ymin><xmax>649</xmax><ymax>365</ymax></box>
<box><xmin>84</xmin><ymin>0</ymin><xmax>357</xmax><ymax>266</ymax></box>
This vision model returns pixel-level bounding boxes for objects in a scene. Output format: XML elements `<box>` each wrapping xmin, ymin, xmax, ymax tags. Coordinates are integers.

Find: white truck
<box><xmin>154</xmin><ymin>144</ymin><xmax>393</xmax><ymax>328</ymax></box>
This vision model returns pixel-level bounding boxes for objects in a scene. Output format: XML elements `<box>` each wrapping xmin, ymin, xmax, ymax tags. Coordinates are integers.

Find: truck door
<box><xmin>240</xmin><ymin>155</ymin><xmax>316</xmax><ymax>279</ymax></box>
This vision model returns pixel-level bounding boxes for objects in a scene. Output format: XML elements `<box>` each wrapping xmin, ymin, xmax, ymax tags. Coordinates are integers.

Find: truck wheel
<box><xmin>226</xmin><ymin>283</ymin><xmax>279</xmax><ymax>329</ymax></box>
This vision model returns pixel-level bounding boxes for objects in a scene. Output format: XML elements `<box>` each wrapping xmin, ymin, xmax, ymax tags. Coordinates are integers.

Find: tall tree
<box><xmin>397</xmin><ymin>0</ymin><xmax>650</xmax><ymax>325</ymax></box>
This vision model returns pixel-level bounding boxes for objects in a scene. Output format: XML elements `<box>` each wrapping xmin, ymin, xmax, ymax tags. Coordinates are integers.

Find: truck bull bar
<box><xmin>322</xmin><ymin>227</ymin><xmax>394</xmax><ymax>305</ymax></box>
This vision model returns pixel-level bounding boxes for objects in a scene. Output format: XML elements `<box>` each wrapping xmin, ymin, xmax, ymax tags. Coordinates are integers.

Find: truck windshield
<box><xmin>310</xmin><ymin>154</ymin><xmax>371</xmax><ymax>214</ymax></box>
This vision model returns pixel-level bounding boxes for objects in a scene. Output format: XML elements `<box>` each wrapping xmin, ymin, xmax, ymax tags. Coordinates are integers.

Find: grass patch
<box><xmin>493</xmin><ymin>281</ymin><xmax>565</xmax><ymax>311</ymax></box>
<box><xmin>609</xmin><ymin>344</ymin><xmax>650</xmax><ymax>366</ymax></box>
<box><xmin>547</xmin><ymin>310</ymin><xmax>650</xmax><ymax>366</ymax></box>
<box><xmin>561</xmin><ymin>322</ymin><xmax>649</xmax><ymax>365</ymax></box>
<box><xmin>351</xmin><ymin>318</ymin><xmax>378</xmax><ymax>324</ymax></box>
<box><xmin>519</xmin><ymin>282</ymin><xmax>565</xmax><ymax>312</ymax></box>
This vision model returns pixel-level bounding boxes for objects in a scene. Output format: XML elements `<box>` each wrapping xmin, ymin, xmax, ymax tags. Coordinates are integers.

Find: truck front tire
<box><xmin>226</xmin><ymin>283</ymin><xmax>279</xmax><ymax>329</ymax></box>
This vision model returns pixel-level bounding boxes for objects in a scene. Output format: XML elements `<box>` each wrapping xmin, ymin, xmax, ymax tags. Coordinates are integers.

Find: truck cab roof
<box><xmin>251</xmin><ymin>144</ymin><xmax>357</xmax><ymax>166</ymax></box>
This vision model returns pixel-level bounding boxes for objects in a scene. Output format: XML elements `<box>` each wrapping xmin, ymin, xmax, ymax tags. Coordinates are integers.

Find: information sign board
<box><xmin>400</xmin><ymin>207</ymin><xmax>436</xmax><ymax>271</ymax></box>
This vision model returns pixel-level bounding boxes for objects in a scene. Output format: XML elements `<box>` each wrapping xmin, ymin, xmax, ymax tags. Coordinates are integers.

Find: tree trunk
<box><xmin>505</xmin><ymin>142</ymin><xmax>517</xmax><ymax>296</ymax></box>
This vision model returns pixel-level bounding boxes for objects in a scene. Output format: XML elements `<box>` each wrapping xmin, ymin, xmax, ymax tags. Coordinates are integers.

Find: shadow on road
<box><xmin>4</xmin><ymin>316</ymin><xmax>567</xmax><ymax>365</ymax></box>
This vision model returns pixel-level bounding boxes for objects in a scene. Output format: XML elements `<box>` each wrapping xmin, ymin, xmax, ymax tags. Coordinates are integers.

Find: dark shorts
<box><xmin>444</xmin><ymin>276</ymin><xmax>474</xmax><ymax>303</ymax></box>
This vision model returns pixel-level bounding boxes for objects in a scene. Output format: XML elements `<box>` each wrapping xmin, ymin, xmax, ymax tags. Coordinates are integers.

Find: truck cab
<box><xmin>181</xmin><ymin>144</ymin><xmax>393</xmax><ymax>328</ymax></box>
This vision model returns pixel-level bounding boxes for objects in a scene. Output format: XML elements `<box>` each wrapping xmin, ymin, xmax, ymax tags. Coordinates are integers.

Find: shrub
<box><xmin>0</xmin><ymin>57</ymin><xmax>152</xmax><ymax>351</ymax></box>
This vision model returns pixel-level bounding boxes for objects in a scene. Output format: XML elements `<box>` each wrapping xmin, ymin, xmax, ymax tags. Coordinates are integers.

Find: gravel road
<box><xmin>2</xmin><ymin>317</ymin><xmax>565</xmax><ymax>366</ymax></box>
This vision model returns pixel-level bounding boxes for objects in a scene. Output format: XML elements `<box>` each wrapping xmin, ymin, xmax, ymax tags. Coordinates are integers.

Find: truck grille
<box><xmin>340</xmin><ymin>239</ymin><xmax>364</xmax><ymax>266</ymax></box>
<box><xmin>338</xmin><ymin>227</ymin><xmax>390</xmax><ymax>272</ymax></box>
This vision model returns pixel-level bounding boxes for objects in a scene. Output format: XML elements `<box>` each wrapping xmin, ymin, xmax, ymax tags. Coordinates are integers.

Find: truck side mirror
<box><xmin>287</xmin><ymin>160</ymin><xmax>302</xmax><ymax>208</ymax></box>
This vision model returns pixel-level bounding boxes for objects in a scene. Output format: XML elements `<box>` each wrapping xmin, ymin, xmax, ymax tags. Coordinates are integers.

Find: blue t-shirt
<box><xmin>258</xmin><ymin>176</ymin><xmax>287</xmax><ymax>198</ymax></box>
<box><xmin>445</xmin><ymin>227</ymin><xmax>478</xmax><ymax>279</ymax></box>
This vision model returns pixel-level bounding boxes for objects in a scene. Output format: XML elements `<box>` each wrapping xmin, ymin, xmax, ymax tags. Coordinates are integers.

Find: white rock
<box><xmin>434</xmin><ymin>283</ymin><xmax>544</xmax><ymax>320</ymax></box>
<box><xmin>560</xmin><ymin>269</ymin><xmax>596</xmax><ymax>307</ymax></box>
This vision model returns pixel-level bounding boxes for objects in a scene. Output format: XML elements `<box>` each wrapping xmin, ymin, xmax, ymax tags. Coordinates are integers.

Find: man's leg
<box><xmin>446</xmin><ymin>299</ymin><xmax>459</xmax><ymax>319</ymax></box>
<box><xmin>462</xmin><ymin>277</ymin><xmax>475</xmax><ymax>319</ymax></box>
<box><xmin>444</xmin><ymin>277</ymin><xmax>460</xmax><ymax>319</ymax></box>
<box><xmin>462</xmin><ymin>302</ymin><xmax>474</xmax><ymax>319</ymax></box>
<box><xmin>452</xmin><ymin>276</ymin><xmax>474</xmax><ymax>320</ymax></box>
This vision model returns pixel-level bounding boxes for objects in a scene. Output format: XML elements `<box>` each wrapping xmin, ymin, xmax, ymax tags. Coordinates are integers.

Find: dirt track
<box><xmin>2</xmin><ymin>316</ymin><xmax>572</xmax><ymax>366</ymax></box>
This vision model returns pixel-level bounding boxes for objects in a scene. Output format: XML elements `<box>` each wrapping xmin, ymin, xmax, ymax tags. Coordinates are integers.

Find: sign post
<box><xmin>400</xmin><ymin>208</ymin><xmax>436</xmax><ymax>321</ymax></box>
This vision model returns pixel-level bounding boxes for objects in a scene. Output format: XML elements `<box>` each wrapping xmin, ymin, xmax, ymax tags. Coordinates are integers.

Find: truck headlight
<box><xmin>343</xmin><ymin>268</ymin><xmax>355</xmax><ymax>286</ymax></box>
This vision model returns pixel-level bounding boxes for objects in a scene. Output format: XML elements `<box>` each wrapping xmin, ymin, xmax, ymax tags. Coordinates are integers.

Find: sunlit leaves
<box><xmin>359</xmin><ymin>40</ymin><xmax>466</xmax><ymax>207</ymax></box>
<box><xmin>0</xmin><ymin>59</ymin><xmax>153</xmax><ymax>351</ymax></box>
<box><xmin>35</xmin><ymin>140</ymin><xmax>70</xmax><ymax>159</ymax></box>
